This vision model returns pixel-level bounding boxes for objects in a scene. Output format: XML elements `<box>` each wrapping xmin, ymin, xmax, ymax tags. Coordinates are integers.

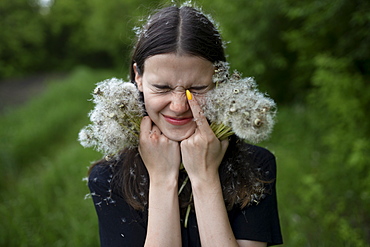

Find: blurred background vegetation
<box><xmin>0</xmin><ymin>0</ymin><xmax>369</xmax><ymax>246</ymax></box>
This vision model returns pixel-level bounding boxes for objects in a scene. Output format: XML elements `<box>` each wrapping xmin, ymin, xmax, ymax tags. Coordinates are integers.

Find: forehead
<box><xmin>143</xmin><ymin>53</ymin><xmax>214</xmax><ymax>86</ymax></box>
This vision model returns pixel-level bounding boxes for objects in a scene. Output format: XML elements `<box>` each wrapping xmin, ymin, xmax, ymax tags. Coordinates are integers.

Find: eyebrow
<box><xmin>151</xmin><ymin>84</ymin><xmax>210</xmax><ymax>90</ymax></box>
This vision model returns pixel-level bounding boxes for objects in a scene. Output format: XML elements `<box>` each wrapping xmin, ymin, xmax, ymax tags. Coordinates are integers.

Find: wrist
<box><xmin>190</xmin><ymin>171</ymin><xmax>221</xmax><ymax>193</ymax></box>
<box><xmin>149</xmin><ymin>174</ymin><xmax>179</xmax><ymax>191</ymax></box>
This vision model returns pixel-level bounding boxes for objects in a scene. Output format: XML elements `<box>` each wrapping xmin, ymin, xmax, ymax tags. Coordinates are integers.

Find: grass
<box><xmin>0</xmin><ymin>143</ymin><xmax>100</xmax><ymax>246</ymax></box>
<box><xmin>0</xmin><ymin>67</ymin><xmax>113</xmax><ymax>246</ymax></box>
<box><xmin>0</xmin><ymin>67</ymin><xmax>367</xmax><ymax>246</ymax></box>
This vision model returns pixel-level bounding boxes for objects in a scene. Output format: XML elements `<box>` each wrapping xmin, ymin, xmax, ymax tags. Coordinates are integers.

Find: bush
<box><xmin>307</xmin><ymin>55</ymin><xmax>369</xmax><ymax>245</ymax></box>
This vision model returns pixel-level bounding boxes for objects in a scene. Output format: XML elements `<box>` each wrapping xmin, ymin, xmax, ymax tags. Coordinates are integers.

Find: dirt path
<box><xmin>0</xmin><ymin>73</ymin><xmax>65</xmax><ymax>114</ymax></box>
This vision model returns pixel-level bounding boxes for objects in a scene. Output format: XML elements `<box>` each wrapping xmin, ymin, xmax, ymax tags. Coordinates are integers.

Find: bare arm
<box><xmin>139</xmin><ymin>117</ymin><xmax>182</xmax><ymax>247</ymax></box>
<box><xmin>181</xmin><ymin>91</ymin><xmax>267</xmax><ymax>247</ymax></box>
<box><xmin>145</xmin><ymin>176</ymin><xmax>181</xmax><ymax>246</ymax></box>
<box><xmin>192</xmin><ymin>178</ymin><xmax>267</xmax><ymax>247</ymax></box>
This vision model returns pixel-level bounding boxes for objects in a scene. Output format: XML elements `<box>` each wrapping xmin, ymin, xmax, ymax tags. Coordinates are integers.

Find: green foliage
<box><xmin>281</xmin><ymin>0</ymin><xmax>370</xmax><ymax>92</ymax></box>
<box><xmin>0</xmin><ymin>143</ymin><xmax>100</xmax><ymax>246</ymax></box>
<box><xmin>0</xmin><ymin>0</ymin><xmax>46</xmax><ymax>77</ymax></box>
<box><xmin>307</xmin><ymin>55</ymin><xmax>369</xmax><ymax>245</ymax></box>
<box><xmin>1</xmin><ymin>0</ymin><xmax>369</xmax><ymax>105</ymax></box>
<box><xmin>275</xmin><ymin>0</ymin><xmax>369</xmax><ymax>244</ymax></box>
<box><xmin>0</xmin><ymin>0</ymin><xmax>162</xmax><ymax>79</ymax></box>
<box><xmin>43</xmin><ymin>0</ymin><xmax>135</xmax><ymax>70</ymax></box>
<box><xmin>200</xmin><ymin>0</ymin><xmax>298</xmax><ymax>104</ymax></box>
<box><xmin>0</xmin><ymin>67</ymin><xmax>113</xmax><ymax>246</ymax></box>
<box><xmin>0</xmin><ymin>67</ymin><xmax>115</xmax><ymax>189</ymax></box>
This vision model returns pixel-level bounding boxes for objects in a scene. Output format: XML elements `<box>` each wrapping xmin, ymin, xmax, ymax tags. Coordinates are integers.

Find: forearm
<box><xmin>144</xmin><ymin>177</ymin><xmax>181</xmax><ymax>247</ymax></box>
<box><xmin>191</xmin><ymin>175</ymin><xmax>239</xmax><ymax>247</ymax></box>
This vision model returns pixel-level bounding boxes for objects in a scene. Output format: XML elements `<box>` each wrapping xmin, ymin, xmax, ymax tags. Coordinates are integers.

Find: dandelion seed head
<box><xmin>129</xmin><ymin>167</ymin><xmax>136</xmax><ymax>177</ymax></box>
<box><xmin>204</xmin><ymin>68</ymin><xmax>277</xmax><ymax>144</ymax></box>
<box><xmin>140</xmin><ymin>175</ymin><xmax>148</xmax><ymax>186</ymax></box>
<box><xmin>78</xmin><ymin>78</ymin><xmax>144</xmax><ymax>156</ymax></box>
<box><xmin>84</xmin><ymin>193</ymin><xmax>92</xmax><ymax>200</ymax></box>
<box><xmin>212</xmin><ymin>61</ymin><xmax>230</xmax><ymax>85</ymax></box>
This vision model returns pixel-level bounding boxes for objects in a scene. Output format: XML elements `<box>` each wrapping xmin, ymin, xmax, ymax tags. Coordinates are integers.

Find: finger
<box><xmin>138</xmin><ymin>117</ymin><xmax>151</xmax><ymax>156</ymax></box>
<box><xmin>140</xmin><ymin>117</ymin><xmax>163</xmax><ymax>140</ymax></box>
<box><xmin>149</xmin><ymin>125</ymin><xmax>162</xmax><ymax>139</ymax></box>
<box><xmin>221</xmin><ymin>138</ymin><xmax>229</xmax><ymax>153</ymax></box>
<box><xmin>140</xmin><ymin>116</ymin><xmax>152</xmax><ymax>134</ymax></box>
<box><xmin>186</xmin><ymin>90</ymin><xmax>212</xmax><ymax>134</ymax></box>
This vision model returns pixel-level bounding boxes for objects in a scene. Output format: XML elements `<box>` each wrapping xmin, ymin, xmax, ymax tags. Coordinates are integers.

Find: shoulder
<box><xmin>227</xmin><ymin>136</ymin><xmax>275</xmax><ymax>160</ymax></box>
<box><xmin>232</xmin><ymin>140</ymin><xmax>277</xmax><ymax>181</ymax></box>
<box><xmin>228</xmin><ymin>144</ymin><xmax>283</xmax><ymax>244</ymax></box>
<box><xmin>243</xmin><ymin>143</ymin><xmax>275</xmax><ymax>161</ymax></box>
<box><xmin>89</xmin><ymin>162</ymin><xmax>114</xmax><ymax>184</ymax></box>
<box><xmin>88</xmin><ymin>162</ymin><xmax>115</xmax><ymax>197</ymax></box>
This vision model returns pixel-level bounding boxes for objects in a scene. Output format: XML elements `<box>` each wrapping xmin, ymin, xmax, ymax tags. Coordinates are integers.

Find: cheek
<box><xmin>143</xmin><ymin>93</ymin><xmax>170</xmax><ymax>114</ymax></box>
<box><xmin>194</xmin><ymin>95</ymin><xmax>207</xmax><ymax>107</ymax></box>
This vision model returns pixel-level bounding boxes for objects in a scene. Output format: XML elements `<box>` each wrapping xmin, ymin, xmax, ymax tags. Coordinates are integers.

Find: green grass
<box><xmin>0</xmin><ymin>67</ymin><xmax>114</xmax><ymax>246</ymax></box>
<box><xmin>0</xmin><ymin>67</ymin><xmax>368</xmax><ymax>246</ymax></box>
<box><xmin>0</xmin><ymin>143</ymin><xmax>100</xmax><ymax>246</ymax></box>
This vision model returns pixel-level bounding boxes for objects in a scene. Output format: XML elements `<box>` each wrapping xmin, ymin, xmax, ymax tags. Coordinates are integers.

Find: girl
<box><xmin>87</xmin><ymin>5</ymin><xmax>283</xmax><ymax>247</ymax></box>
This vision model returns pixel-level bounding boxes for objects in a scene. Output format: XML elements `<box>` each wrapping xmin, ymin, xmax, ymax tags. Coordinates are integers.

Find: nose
<box><xmin>169</xmin><ymin>91</ymin><xmax>189</xmax><ymax>113</ymax></box>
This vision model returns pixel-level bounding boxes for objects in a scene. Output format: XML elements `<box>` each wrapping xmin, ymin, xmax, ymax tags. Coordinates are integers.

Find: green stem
<box><xmin>178</xmin><ymin>175</ymin><xmax>189</xmax><ymax>196</ymax></box>
<box><xmin>210</xmin><ymin>122</ymin><xmax>234</xmax><ymax>140</ymax></box>
<box><xmin>184</xmin><ymin>193</ymin><xmax>193</xmax><ymax>228</ymax></box>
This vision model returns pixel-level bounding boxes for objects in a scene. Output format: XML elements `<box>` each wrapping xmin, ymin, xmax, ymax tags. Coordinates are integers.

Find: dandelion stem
<box><xmin>210</xmin><ymin>122</ymin><xmax>234</xmax><ymax>140</ymax></box>
<box><xmin>184</xmin><ymin>193</ymin><xmax>193</xmax><ymax>228</ymax></box>
<box><xmin>178</xmin><ymin>175</ymin><xmax>189</xmax><ymax>196</ymax></box>
<box><xmin>117</xmin><ymin>112</ymin><xmax>141</xmax><ymax>139</ymax></box>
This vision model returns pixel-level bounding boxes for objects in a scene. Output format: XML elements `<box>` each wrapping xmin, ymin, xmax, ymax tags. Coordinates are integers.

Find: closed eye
<box><xmin>152</xmin><ymin>84</ymin><xmax>173</xmax><ymax>93</ymax></box>
<box><xmin>189</xmin><ymin>86</ymin><xmax>210</xmax><ymax>95</ymax></box>
<box><xmin>151</xmin><ymin>84</ymin><xmax>211</xmax><ymax>95</ymax></box>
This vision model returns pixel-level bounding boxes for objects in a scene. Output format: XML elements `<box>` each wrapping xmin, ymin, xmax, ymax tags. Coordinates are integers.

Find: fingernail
<box><xmin>186</xmin><ymin>90</ymin><xmax>192</xmax><ymax>100</ymax></box>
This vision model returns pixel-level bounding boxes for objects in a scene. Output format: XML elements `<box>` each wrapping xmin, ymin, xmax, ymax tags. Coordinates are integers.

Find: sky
<box><xmin>39</xmin><ymin>0</ymin><xmax>53</xmax><ymax>8</ymax></box>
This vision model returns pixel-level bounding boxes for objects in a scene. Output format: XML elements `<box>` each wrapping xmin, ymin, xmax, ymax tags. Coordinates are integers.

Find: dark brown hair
<box><xmin>129</xmin><ymin>6</ymin><xmax>226</xmax><ymax>80</ymax></box>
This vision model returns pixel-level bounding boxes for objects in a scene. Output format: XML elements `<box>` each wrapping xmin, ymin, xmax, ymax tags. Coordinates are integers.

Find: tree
<box><xmin>0</xmin><ymin>0</ymin><xmax>46</xmax><ymax>78</ymax></box>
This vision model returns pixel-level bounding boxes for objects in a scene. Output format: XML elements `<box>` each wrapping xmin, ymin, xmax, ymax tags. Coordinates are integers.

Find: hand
<box><xmin>180</xmin><ymin>91</ymin><xmax>229</xmax><ymax>184</ymax></box>
<box><xmin>139</xmin><ymin>116</ymin><xmax>181</xmax><ymax>183</ymax></box>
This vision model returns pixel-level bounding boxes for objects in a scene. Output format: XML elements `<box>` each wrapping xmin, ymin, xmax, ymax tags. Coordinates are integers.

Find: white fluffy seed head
<box><xmin>78</xmin><ymin>78</ymin><xmax>144</xmax><ymax>156</ymax></box>
<box><xmin>204</xmin><ymin>71</ymin><xmax>276</xmax><ymax>144</ymax></box>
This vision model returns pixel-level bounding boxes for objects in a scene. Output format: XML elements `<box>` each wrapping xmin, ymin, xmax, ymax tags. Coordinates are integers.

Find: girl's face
<box><xmin>134</xmin><ymin>53</ymin><xmax>214</xmax><ymax>141</ymax></box>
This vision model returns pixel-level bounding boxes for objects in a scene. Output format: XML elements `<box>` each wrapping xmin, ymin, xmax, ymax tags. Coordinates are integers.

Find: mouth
<box><xmin>163</xmin><ymin>115</ymin><xmax>193</xmax><ymax>126</ymax></box>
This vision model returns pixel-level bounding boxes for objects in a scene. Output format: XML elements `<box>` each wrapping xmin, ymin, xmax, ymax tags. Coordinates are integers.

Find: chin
<box><xmin>163</xmin><ymin>128</ymin><xmax>195</xmax><ymax>142</ymax></box>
